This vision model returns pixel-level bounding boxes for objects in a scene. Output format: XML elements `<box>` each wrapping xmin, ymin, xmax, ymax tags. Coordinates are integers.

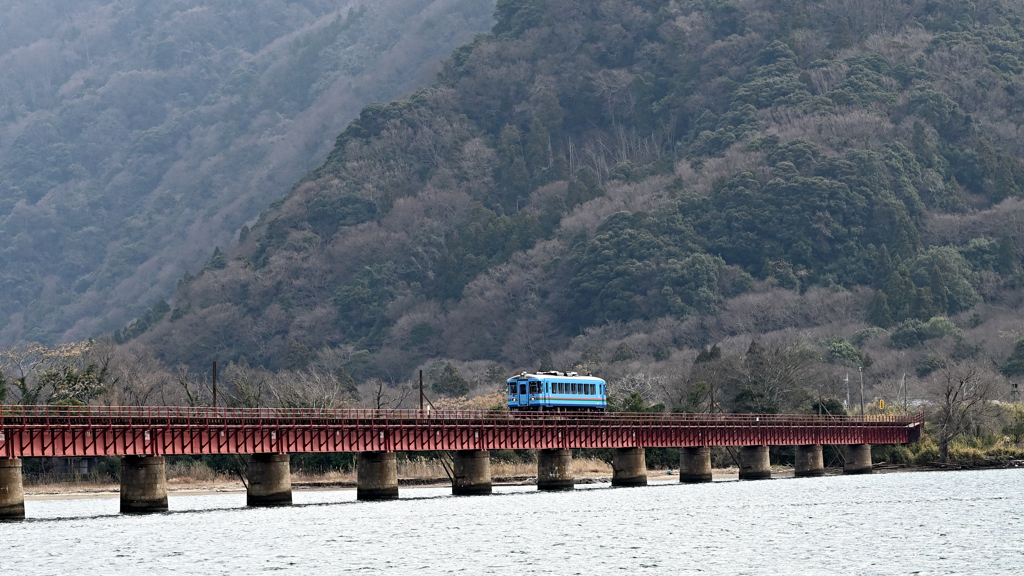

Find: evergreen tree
<box><xmin>282</xmin><ymin>340</ymin><xmax>312</xmax><ymax>370</ymax></box>
<box><xmin>998</xmin><ymin>232</ymin><xmax>1021</xmax><ymax>276</ymax></box>
<box><xmin>911</xmin><ymin>121</ymin><xmax>932</xmax><ymax>167</ymax></box>
<box><xmin>884</xmin><ymin>263</ymin><xmax>915</xmax><ymax>321</ymax></box>
<box><xmin>929</xmin><ymin>264</ymin><xmax>950</xmax><ymax>315</ymax></box>
<box><xmin>334</xmin><ymin>367</ymin><xmax>359</xmax><ymax>399</ymax></box>
<box><xmin>868</xmin><ymin>290</ymin><xmax>893</xmax><ymax>328</ymax></box>
<box><xmin>695</xmin><ymin>344</ymin><xmax>722</xmax><ymax>364</ymax></box>
<box><xmin>524</xmin><ymin>118</ymin><xmax>550</xmax><ymax>176</ymax></box>
<box><xmin>533</xmin><ymin>90</ymin><xmax>564</xmax><ymax>136</ymax></box>
<box><xmin>994</xmin><ymin>160</ymin><xmax>1019</xmax><ymax>201</ymax></box>
<box><xmin>508</xmin><ymin>156</ymin><xmax>531</xmax><ymax>198</ymax></box>
<box><xmin>873</xmin><ymin>244</ymin><xmax>892</xmax><ymax>289</ymax></box>
<box><xmin>909</xmin><ymin>286</ymin><xmax>934</xmax><ymax>321</ymax></box>
<box><xmin>935</xmin><ymin>177</ymin><xmax>968</xmax><ymax>213</ymax></box>
<box><xmin>830</xmin><ymin>17</ymin><xmax>854</xmax><ymax>50</ymax></box>
<box><xmin>203</xmin><ymin>247</ymin><xmax>227</xmax><ymax>272</ymax></box>
<box><xmin>432</xmin><ymin>363</ymin><xmax>470</xmax><ymax>397</ymax></box>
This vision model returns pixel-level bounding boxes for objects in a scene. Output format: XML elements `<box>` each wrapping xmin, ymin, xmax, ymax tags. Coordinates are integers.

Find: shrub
<box><xmin>851</xmin><ymin>327</ymin><xmax>888</xmax><ymax>347</ymax></box>
<box><xmin>826</xmin><ymin>337</ymin><xmax>863</xmax><ymax>366</ymax></box>
<box><xmin>890</xmin><ymin>317</ymin><xmax>962</xmax><ymax>348</ymax></box>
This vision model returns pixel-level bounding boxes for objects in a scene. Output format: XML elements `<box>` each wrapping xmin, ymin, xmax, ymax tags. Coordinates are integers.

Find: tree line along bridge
<box><xmin>0</xmin><ymin>405</ymin><xmax>924</xmax><ymax>520</ymax></box>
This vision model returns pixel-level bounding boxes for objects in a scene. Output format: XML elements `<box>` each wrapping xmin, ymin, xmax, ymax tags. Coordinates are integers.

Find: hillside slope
<box><xmin>0</xmin><ymin>0</ymin><xmax>496</xmax><ymax>344</ymax></box>
<box><xmin>135</xmin><ymin>0</ymin><xmax>1024</xmax><ymax>397</ymax></box>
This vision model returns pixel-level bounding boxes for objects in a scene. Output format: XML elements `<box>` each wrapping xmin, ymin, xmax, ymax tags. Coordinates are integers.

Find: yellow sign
<box><xmin>878</xmin><ymin>399</ymin><xmax>885</xmax><ymax>410</ymax></box>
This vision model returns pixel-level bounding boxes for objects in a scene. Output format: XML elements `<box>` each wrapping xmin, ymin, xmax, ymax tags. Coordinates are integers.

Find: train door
<box><xmin>519</xmin><ymin>380</ymin><xmax>531</xmax><ymax>408</ymax></box>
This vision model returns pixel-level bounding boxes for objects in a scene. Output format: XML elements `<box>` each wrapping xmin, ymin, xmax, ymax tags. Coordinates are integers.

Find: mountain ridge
<box><xmin>117</xmin><ymin>0</ymin><xmax>1024</xmax><ymax>409</ymax></box>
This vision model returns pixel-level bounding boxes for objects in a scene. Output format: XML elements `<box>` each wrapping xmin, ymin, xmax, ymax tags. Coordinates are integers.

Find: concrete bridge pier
<box><xmin>679</xmin><ymin>446</ymin><xmax>713</xmax><ymax>483</ymax></box>
<box><xmin>843</xmin><ymin>444</ymin><xmax>873</xmax><ymax>474</ymax></box>
<box><xmin>738</xmin><ymin>445</ymin><xmax>772</xmax><ymax>480</ymax></box>
<box><xmin>794</xmin><ymin>444</ymin><xmax>825</xmax><ymax>477</ymax></box>
<box><xmin>357</xmin><ymin>451</ymin><xmax>399</xmax><ymax>500</ymax></box>
<box><xmin>611</xmin><ymin>447</ymin><xmax>647</xmax><ymax>487</ymax></box>
<box><xmin>537</xmin><ymin>449</ymin><xmax>574</xmax><ymax>491</ymax></box>
<box><xmin>247</xmin><ymin>453</ymin><xmax>292</xmax><ymax>506</ymax></box>
<box><xmin>120</xmin><ymin>456</ymin><xmax>168</xmax><ymax>514</ymax></box>
<box><xmin>0</xmin><ymin>458</ymin><xmax>25</xmax><ymax>521</ymax></box>
<box><xmin>452</xmin><ymin>450</ymin><xmax>492</xmax><ymax>495</ymax></box>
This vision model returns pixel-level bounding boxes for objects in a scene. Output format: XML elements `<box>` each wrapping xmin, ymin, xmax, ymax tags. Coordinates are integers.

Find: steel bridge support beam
<box><xmin>611</xmin><ymin>447</ymin><xmax>647</xmax><ymax>487</ymax></box>
<box><xmin>679</xmin><ymin>446</ymin><xmax>712</xmax><ymax>483</ymax></box>
<box><xmin>120</xmin><ymin>456</ymin><xmax>168</xmax><ymax>514</ymax></box>
<box><xmin>843</xmin><ymin>444</ymin><xmax>873</xmax><ymax>475</ymax></box>
<box><xmin>0</xmin><ymin>458</ymin><xmax>25</xmax><ymax>521</ymax></box>
<box><xmin>537</xmin><ymin>449</ymin><xmax>573</xmax><ymax>491</ymax></box>
<box><xmin>738</xmin><ymin>445</ymin><xmax>771</xmax><ymax>480</ymax></box>
<box><xmin>357</xmin><ymin>451</ymin><xmax>399</xmax><ymax>500</ymax></box>
<box><xmin>453</xmin><ymin>450</ymin><xmax>492</xmax><ymax>496</ymax></box>
<box><xmin>794</xmin><ymin>444</ymin><xmax>825</xmax><ymax>478</ymax></box>
<box><xmin>247</xmin><ymin>453</ymin><xmax>292</xmax><ymax>507</ymax></box>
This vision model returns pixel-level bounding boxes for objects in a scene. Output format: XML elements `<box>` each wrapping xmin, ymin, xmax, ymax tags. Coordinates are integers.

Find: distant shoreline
<box><xmin>23</xmin><ymin>463</ymin><xmax>1022</xmax><ymax>501</ymax></box>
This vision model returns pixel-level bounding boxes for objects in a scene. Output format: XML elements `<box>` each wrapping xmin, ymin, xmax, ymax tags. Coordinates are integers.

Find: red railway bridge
<box><xmin>0</xmin><ymin>405</ymin><xmax>925</xmax><ymax>520</ymax></box>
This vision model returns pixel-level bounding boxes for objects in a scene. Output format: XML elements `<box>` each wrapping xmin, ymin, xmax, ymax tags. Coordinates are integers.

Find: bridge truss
<box><xmin>0</xmin><ymin>406</ymin><xmax>925</xmax><ymax>458</ymax></box>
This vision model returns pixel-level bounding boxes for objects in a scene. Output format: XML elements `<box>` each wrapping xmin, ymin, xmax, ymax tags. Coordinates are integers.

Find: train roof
<box><xmin>508</xmin><ymin>371</ymin><xmax>604</xmax><ymax>382</ymax></box>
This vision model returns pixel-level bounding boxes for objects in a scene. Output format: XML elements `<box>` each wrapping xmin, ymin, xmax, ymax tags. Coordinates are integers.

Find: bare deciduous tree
<box><xmin>930</xmin><ymin>362</ymin><xmax>997</xmax><ymax>462</ymax></box>
<box><xmin>362</xmin><ymin>378</ymin><xmax>413</xmax><ymax>410</ymax></box>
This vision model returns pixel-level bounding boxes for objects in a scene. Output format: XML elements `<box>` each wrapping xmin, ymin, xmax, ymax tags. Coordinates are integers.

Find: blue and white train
<box><xmin>506</xmin><ymin>371</ymin><xmax>607</xmax><ymax>411</ymax></box>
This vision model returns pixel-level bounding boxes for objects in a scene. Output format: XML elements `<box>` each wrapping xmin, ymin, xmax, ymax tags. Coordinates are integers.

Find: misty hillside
<box><xmin>0</xmin><ymin>0</ymin><xmax>496</xmax><ymax>344</ymax></box>
<box><xmin>125</xmin><ymin>0</ymin><xmax>1024</xmax><ymax>410</ymax></box>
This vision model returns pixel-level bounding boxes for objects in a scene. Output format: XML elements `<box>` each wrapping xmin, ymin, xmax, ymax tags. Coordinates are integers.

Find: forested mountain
<box><xmin>106</xmin><ymin>0</ymin><xmax>1024</xmax><ymax>424</ymax></box>
<box><xmin>0</xmin><ymin>0</ymin><xmax>496</xmax><ymax>344</ymax></box>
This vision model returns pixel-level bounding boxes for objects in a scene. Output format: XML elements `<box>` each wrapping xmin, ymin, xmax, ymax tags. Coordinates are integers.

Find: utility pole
<box><xmin>419</xmin><ymin>370</ymin><xmax>424</xmax><ymax>411</ymax></box>
<box><xmin>845</xmin><ymin>372</ymin><xmax>850</xmax><ymax>410</ymax></box>
<box><xmin>859</xmin><ymin>366</ymin><xmax>865</xmax><ymax>416</ymax></box>
<box><xmin>900</xmin><ymin>372</ymin><xmax>907</xmax><ymax>414</ymax></box>
<box><xmin>212</xmin><ymin>360</ymin><xmax>217</xmax><ymax>410</ymax></box>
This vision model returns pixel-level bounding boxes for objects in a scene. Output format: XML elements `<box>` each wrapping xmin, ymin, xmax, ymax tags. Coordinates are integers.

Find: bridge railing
<box><xmin>0</xmin><ymin>404</ymin><xmax>925</xmax><ymax>426</ymax></box>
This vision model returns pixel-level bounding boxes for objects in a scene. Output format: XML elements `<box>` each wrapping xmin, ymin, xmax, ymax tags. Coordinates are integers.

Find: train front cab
<box><xmin>507</xmin><ymin>377</ymin><xmax>540</xmax><ymax>410</ymax></box>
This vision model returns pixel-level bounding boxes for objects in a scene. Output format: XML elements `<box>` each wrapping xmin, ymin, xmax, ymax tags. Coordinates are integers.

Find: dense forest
<box><xmin>4</xmin><ymin>0</ymin><xmax>1024</xmax><ymax>462</ymax></box>
<box><xmin>0</xmin><ymin>0</ymin><xmax>496</xmax><ymax>344</ymax></box>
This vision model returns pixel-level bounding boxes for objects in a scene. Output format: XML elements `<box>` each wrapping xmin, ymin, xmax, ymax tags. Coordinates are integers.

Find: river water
<box><xmin>2</xmin><ymin>469</ymin><xmax>1022</xmax><ymax>575</ymax></box>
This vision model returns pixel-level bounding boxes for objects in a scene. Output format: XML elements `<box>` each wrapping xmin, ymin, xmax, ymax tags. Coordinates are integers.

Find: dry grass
<box><xmin>24</xmin><ymin>478</ymin><xmax>119</xmax><ymax>493</ymax></box>
<box><xmin>291</xmin><ymin>469</ymin><xmax>356</xmax><ymax>483</ymax></box>
<box><xmin>166</xmin><ymin>460</ymin><xmax>234</xmax><ymax>485</ymax></box>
